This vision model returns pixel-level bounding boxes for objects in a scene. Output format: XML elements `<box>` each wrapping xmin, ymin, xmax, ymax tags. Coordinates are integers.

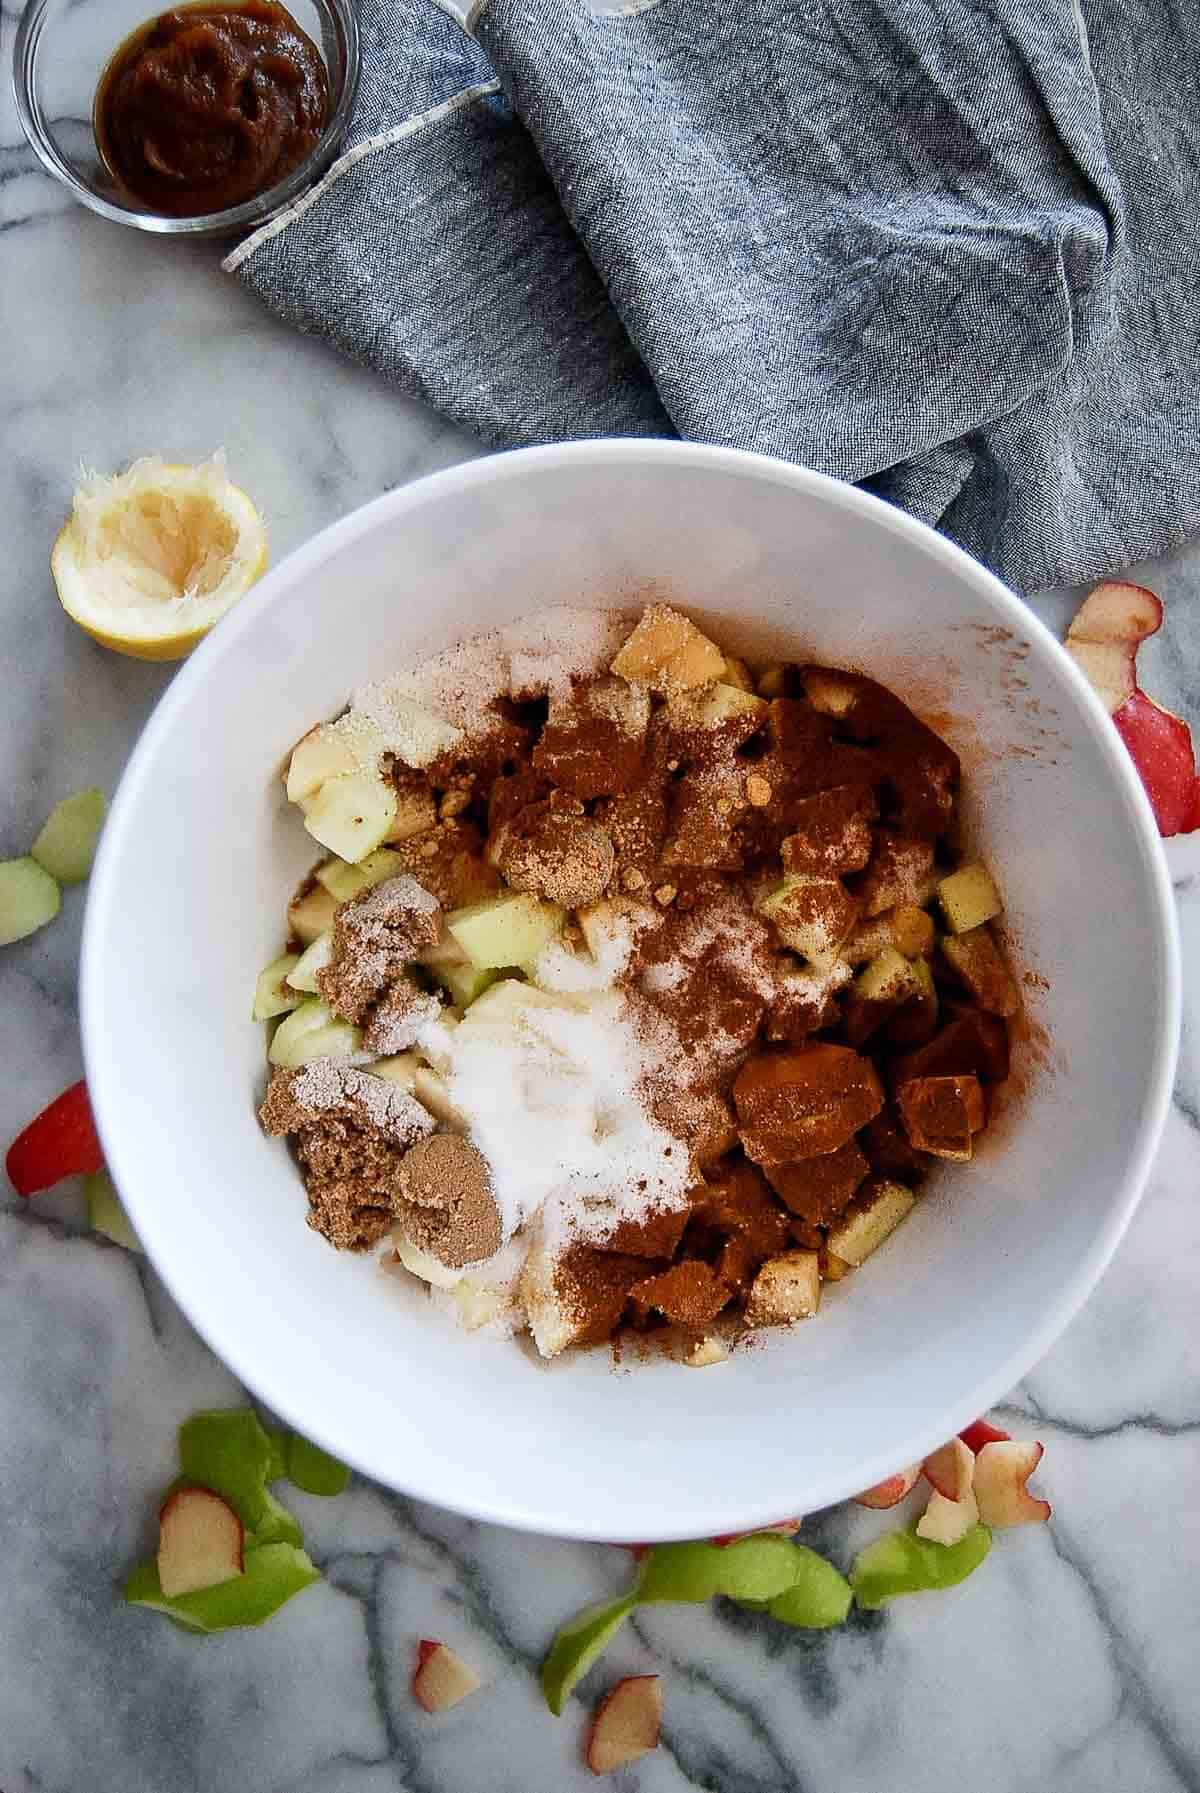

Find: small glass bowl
<box><xmin>12</xmin><ymin>0</ymin><xmax>360</xmax><ymax>239</ymax></box>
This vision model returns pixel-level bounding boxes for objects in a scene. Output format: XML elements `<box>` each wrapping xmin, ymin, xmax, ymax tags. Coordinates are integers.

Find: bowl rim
<box><xmin>81</xmin><ymin>439</ymin><xmax>1182</xmax><ymax>1538</ymax></box>
<box><xmin>11</xmin><ymin>0</ymin><xmax>361</xmax><ymax>238</ymax></box>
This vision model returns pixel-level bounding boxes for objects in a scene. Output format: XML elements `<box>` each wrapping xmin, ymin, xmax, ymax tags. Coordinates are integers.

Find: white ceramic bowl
<box><xmin>82</xmin><ymin>442</ymin><xmax>1180</xmax><ymax>1542</ymax></box>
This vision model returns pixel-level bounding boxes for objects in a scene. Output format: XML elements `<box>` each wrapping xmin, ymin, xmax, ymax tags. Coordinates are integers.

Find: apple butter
<box><xmin>94</xmin><ymin>1</ymin><xmax>328</xmax><ymax>217</ymax></box>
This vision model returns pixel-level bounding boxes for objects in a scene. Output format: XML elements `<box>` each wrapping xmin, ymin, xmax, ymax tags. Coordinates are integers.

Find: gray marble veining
<box><xmin>2</xmin><ymin>38</ymin><xmax>1199</xmax><ymax>1793</ymax></box>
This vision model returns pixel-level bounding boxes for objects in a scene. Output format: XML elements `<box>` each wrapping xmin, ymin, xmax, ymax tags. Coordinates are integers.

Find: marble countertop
<box><xmin>4</xmin><ymin>70</ymin><xmax>1200</xmax><ymax>1793</ymax></box>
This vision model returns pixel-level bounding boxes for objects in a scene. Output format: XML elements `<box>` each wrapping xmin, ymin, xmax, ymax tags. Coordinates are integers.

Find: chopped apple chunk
<box><xmin>937</xmin><ymin>861</ymin><xmax>1002</xmax><ymax>933</ymax></box>
<box><xmin>446</xmin><ymin>892</ymin><xmax>564</xmax><ymax>970</ymax></box>
<box><xmin>755</xmin><ymin>873</ymin><xmax>857</xmax><ymax>961</ymax></box>
<box><xmin>288</xmin><ymin>882</ymin><xmax>338</xmax><ymax>944</ymax></box>
<box><xmin>826</xmin><ymin>1177</ymin><xmax>915</xmax><ymax>1267</ymax></box>
<box><xmin>252</xmin><ymin>953</ymin><xmax>303</xmax><ymax>1021</ymax></box>
<box><xmin>610</xmin><ymin>603</ymin><xmax>725</xmax><ymax>694</ymax></box>
<box><xmin>285</xmin><ymin>722</ymin><xmax>359</xmax><ymax>802</ymax></box>
<box><xmin>745</xmin><ymin>1251</ymin><xmax>821</xmax><ymax>1325</ymax></box>
<box><xmin>316</xmin><ymin>847</ymin><xmax>404</xmax><ymax>902</ymax></box>
<box><xmin>286</xmin><ymin>931</ymin><xmax>333</xmax><ymax>993</ymax></box>
<box><xmin>896</xmin><ymin>1073</ymin><xmax>985</xmax><ymax>1160</ymax></box>
<box><xmin>268</xmin><ymin>998</ymin><xmax>361</xmax><ymax>1068</ymax></box>
<box><xmin>940</xmin><ymin>927</ymin><xmax>1018</xmax><ymax>1016</ymax></box>
<box><xmin>859</xmin><ymin>832</ymin><xmax>935</xmax><ymax>917</ymax></box>
<box><xmin>303</xmin><ymin>770</ymin><xmax>398</xmax><ymax>864</ymax></box>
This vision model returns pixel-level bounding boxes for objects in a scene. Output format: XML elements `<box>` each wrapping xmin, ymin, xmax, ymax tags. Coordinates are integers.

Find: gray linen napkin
<box><xmin>225</xmin><ymin>0</ymin><xmax>1200</xmax><ymax>593</ymax></box>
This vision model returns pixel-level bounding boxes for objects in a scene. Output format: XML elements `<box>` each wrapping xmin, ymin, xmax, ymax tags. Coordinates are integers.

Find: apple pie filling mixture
<box><xmin>256</xmin><ymin>604</ymin><xmax>1018</xmax><ymax>1359</ymax></box>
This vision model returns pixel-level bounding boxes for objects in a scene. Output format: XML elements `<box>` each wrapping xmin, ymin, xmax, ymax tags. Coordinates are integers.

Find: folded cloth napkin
<box><xmin>225</xmin><ymin>0</ymin><xmax>1200</xmax><ymax>594</ymax></box>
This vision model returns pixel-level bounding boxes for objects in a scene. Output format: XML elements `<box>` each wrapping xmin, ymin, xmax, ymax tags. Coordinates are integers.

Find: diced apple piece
<box><xmin>31</xmin><ymin>788</ymin><xmax>107</xmax><ymax>884</ymax></box>
<box><xmin>411</xmin><ymin>1065</ymin><xmax>470</xmax><ymax>1130</ymax></box>
<box><xmin>369</xmin><ymin>1053</ymin><xmax>419</xmax><ymax>1088</ymax></box>
<box><xmin>412</xmin><ymin>1640</ymin><xmax>482</xmax><ymax>1713</ymax></box>
<box><xmin>855</xmin><ymin>945</ymin><xmax>916</xmax><ymax>1004</ymax></box>
<box><xmin>896</xmin><ymin>1074</ymin><xmax>985</xmax><ymax>1160</ymax></box>
<box><xmin>916</xmin><ymin>1487</ymin><xmax>979</xmax><ymax>1546</ymax></box>
<box><xmin>734</xmin><ymin>1044</ymin><xmax>883</xmax><ymax>1163</ymax></box>
<box><xmin>1065</xmin><ymin>580</ymin><xmax>1162</xmax><ymax>712</ymax></box>
<box><xmin>745</xmin><ymin>1251</ymin><xmax>821</xmax><ymax>1325</ymax></box>
<box><xmin>826</xmin><ymin>1177</ymin><xmax>915</xmax><ymax>1267</ymax></box>
<box><xmin>316</xmin><ymin>847</ymin><xmax>404</xmax><ymax>902</ymax></box>
<box><xmin>781</xmin><ymin>785</ymin><xmax>876</xmax><ymax>876</ymax></box>
<box><xmin>386</xmin><ymin>787</ymin><xmax>438</xmax><ymax>843</ymax></box>
<box><xmin>891</xmin><ymin>904</ymin><xmax>935</xmax><ymax>958</ymax></box>
<box><xmin>252</xmin><ymin>953</ymin><xmax>303</xmax><ymax>1020</ymax></box>
<box><xmin>394</xmin><ymin>1235</ymin><xmax>463</xmax><ymax>1289</ymax></box>
<box><xmin>303</xmin><ymin>771</ymin><xmax>398</xmax><ymax>864</ymax></box>
<box><xmin>268</xmin><ymin>998</ymin><xmax>362</xmax><ymax>1068</ymax></box>
<box><xmin>669</xmin><ymin>682</ymin><xmax>768</xmax><ymax>731</ymax></box>
<box><xmin>973</xmin><ymin>1441</ymin><xmax>1051</xmax><ymax>1528</ymax></box>
<box><xmin>586</xmin><ymin>1676</ymin><xmax>662</xmax><ymax>1775</ymax></box>
<box><xmin>937</xmin><ymin>862</ymin><xmax>1002</xmax><ymax>933</ymax></box>
<box><xmin>852</xmin><ymin>1464</ymin><xmax>922</xmax><ymax>1509</ymax></box>
<box><xmin>800</xmin><ymin>666</ymin><xmax>860</xmax><ymax>717</ymax></box>
<box><xmin>819</xmin><ymin>1249</ymin><xmax>852</xmax><ymax>1281</ymax></box>
<box><xmin>286</xmin><ymin>931</ymin><xmax>333</xmax><ymax>993</ymax></box>
<box><xmin>844</xmin><ymin>915</ymin><xmax>894</xmax><ymax>964</ymax></box>
<box><xmin>685</xmin><ymin>1335</ymin><xmax>729</xmax><ymax>1367</ymax></box>
<box><xmin>288</xmin><ymin>882</ymin><xmax>338</xmax><ymax>944</ymax></box>
<box><xmin>286</xmin><ymin>723</ymin><xmax>359</xmax><ymax>802</ymax></box>
<box><xmin>0</xmin><ymin>857</ymin><xmax>61</xmax><ymax>945</ymax></box>
<box><xmin>447</xmin><ymin>892</ymin><xmax>564</xmax><ymax>970</ymax></box>
<box><xmin>940</xmin><ymin>926</ymin><xmax>1018</xmax><ymax>1016</ymax></box>
<box><xmin>923</xmin><ymin>1437</ymin><xmax>975</xmax><ymax>1502</ymax></box>
<box><xmin>755</xmin><ymin>873</ymin><xmax>857</xmax><ymax>961</ymax></box>
<box><xmin>610</xmin><ymin>603</ymin><xmax>725</xmax><ymax>695</ymax></box>
<box><xmin>860</xmin><ymin>833</ymin><xmax>935</xmax><ymax>918</ymax></box>
<box><xmin>84</xmin><ymin>1169</ymin><xmax>142</xmax><ymax>1252</ymax></box>
<box><xmin>157</xmin><ymin>1487</ymin><xmax>245</xmax><ymax>1597</ymax></box>
<box><xmin>431</xmin><ymin>959</ymin><xmax>499</xmax><ymax>1009</ymax></box>
<box><xmin>722</xmin><ymin>656</ymin><xmax>754</xmax><ymax>692</ymax></box>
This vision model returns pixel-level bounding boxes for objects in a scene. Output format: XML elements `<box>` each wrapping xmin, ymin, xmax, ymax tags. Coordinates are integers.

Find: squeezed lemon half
<box><xmin>51</xmin><ymin>454</ymin><xmax>267</xmax><ymax>661</ymax></box>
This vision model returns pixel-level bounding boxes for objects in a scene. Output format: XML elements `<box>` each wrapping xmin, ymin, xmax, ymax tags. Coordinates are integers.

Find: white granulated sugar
<box><xmin>352</xmin><ymin>685</ymin><xmax>465</xmax><ymax>768</ymax></box>
<box><xmin>439</xmin><ymin>987</ymin><xmax>689</xmax><ymax>1243</ymax></box>
<box><xmin>292</xmin><ymin>1061</ymin><xmax>435</xmax><ymax>1145</ymax></box>
<box><xmin>531</xmin><ymin>923</ymin><xmax>636</xmax><ymax>994</ymax></box>
<box><xmin>503</xmin><ymin>607</ymin><xmax>634</xmax><ymax>699</ymax></box>
<box><xmin>641</xmin><ymin>959</ymin><xmax>686</xmax><ymax>995</ymax></box>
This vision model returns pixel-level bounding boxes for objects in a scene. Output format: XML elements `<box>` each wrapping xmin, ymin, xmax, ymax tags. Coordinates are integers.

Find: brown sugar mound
<box><xmin>394</xmin><ymin>1133</ymin><xmax>503</xmax><ymax>1268</ymax></box>
<box><xmin>493</xmin><ymin>795</ymin><xmax>616</xmax><ymax>909</ymax></box>
<box><xmin>260</xmin><ymin>1064</ymin><xmax>436</xmax><ymax>1250</ymax></box>
<box><xmin>317</xmin><ymin>875</ymin><xmax>441</xmax><ymax>1025</ymax></box>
